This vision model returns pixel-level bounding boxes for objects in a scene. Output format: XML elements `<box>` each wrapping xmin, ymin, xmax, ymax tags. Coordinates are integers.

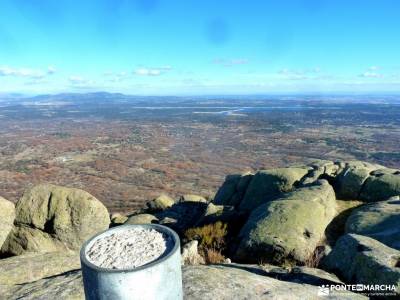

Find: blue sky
<box><xmin>0</xmin><ymin>0</ymin><xmax>400</xmax><ymax>95</ymax></box>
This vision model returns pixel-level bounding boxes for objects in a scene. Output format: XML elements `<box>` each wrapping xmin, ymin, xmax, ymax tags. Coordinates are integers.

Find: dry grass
<box><xmin>184</xmin><ymin>221</ymin><xmax>228</xmax><ymax>249</ymax></box>
<box><xmin>184</xmin><ymin>221</ymin><xmax>228</xmax><ymax>264</ymax></box>
<box><xmin>203</xmin><ymin>248</ymin><xmax>226</xmax><ymax>264</ymax></box>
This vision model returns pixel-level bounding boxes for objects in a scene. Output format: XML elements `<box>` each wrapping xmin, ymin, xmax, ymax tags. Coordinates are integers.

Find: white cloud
<box><xmin>134</xmin><ymin>66</ymin><xmax>172</xmax><ymax>76</ymax></box>
<box><xmin>0</xmin><ymin>66</ymin><xmax>56</xmax><ymax>79</ymax></box>
<box><xmin>68</xmin><ymin>76</ymin><xmax>97</xmax><ymax>90</ymax></box>
<box><xmin>135</xmin><ymin>68</ymin><xmax>161</xmax><ymax>76</ymax></box>
<box><xmin>47</xmin><ymin>66</ymin><xmax>56</xmax><ymax>74</ymax></box>
<box><xmin>277</xmin><ymin>68</ymin><xmax>335</xmax><ymax>81</ymax></box>
<box><xmin>368</xmin><ymin>66</ymin><xmax>380</xmax><ymax>71</ymax></box>
<box><xmin>359</xmin><ymin>71</ymin><xmax>383</xmax><ymax>78</ymax></box>
<box><xmin>103</xmin><ymin>71</ymin><xmax>130</xmax><ymax>82</ymax></box>
<box><xmin>24</xmin><ymin>78</ymin><xmax>48</xmax><ymax>85</ymax></box>
<box><xmin>104</xmin><ymin>71</ymin><xmax>128</xmax><ymax>77</ymax></box>
<box><xmin>69</xmin><ymin>76</ymin><xmax>87</xmax><ymax>83</ymax></box>
<box><xmin>158</xmin><ymin>65</ymin><xmax>172</xmax><ymax>71</ymax></box>
<box><xmin>278</xmin><ymin>69</ymin><xmax>309</xmax><ymax>80</ymax></box>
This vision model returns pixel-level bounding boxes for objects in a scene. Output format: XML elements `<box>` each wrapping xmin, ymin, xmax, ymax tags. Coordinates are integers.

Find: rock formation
<box><xmin>0</xmin><ymin>253</ymin><xmax>366</xmax><ymax>299</ymax></box>
<box><xmin>146</xmin><ymin>194</ymin><xmax>175</xmax><ymax>212</ymax></box>
<box><xmin>125</xmin><ymin>213</ymin><xmax>159</xmax><ymax>225</ymax></box>
<box><xmin>238</xmin><ymin>167</ymin><xmax>310</xmax><ymax>211</ymax></box>
<box><xmin>1</xmin><ymin>159</ymin><xmax>400</xmax><ymax>299</ymax></box>
<box><xmin>1</xmin><ymin>184</ymin><xmax>110</xmax><ymax>256</ymax></box>
<box><xmin>345</xmin><ymin>197</ymin><xmax>400</xmax><ymax>249</ymax></box>
<box><xmin>322</xmin><ymin>234</ymin><xmax>400</xmax><ymax>293</ymax></box>
<box><xmin>0</xmin><ymin>196</ymin><xmax>15</xmax><ymax>250</ymax></box>
<box><xmin>236</xmin><ymin>180</ymin><xmax>336</xmax><ymax>264</ymax></box>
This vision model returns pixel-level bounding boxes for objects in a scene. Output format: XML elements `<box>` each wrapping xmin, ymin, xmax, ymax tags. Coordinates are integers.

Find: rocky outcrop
<box><xmin>196</xmin><ymin>203</ymin><xmax>240</xmax><ymax>225</ymax></box>
<box><xmin>1</xmin><ymin>270</ymin><xmax>83</xmax><ymax>300</ymax></box>
<box><xmin>334</xmin><ymin>161</ymin><xmax>382</xmax><ymax>199</ymax></box>
<box><xmin>110</xmin><ymin>213</ymin><xmax>128</xmax><ymax>226</ymax></box>
<box><xmin>212</xmin><ymin>160</ymin><xmax>399</xmax><ymax>211</ymax></box>
<box><xmin>263</xmin><ymin>265</ymin><xmax>343</xmax><ymax>286</ymax></box>
<box><xmin>183</xmin><ymin>264</ymin><xmax>365</xmax><ymax>299</ymax></box>
<box><xmin>238</xmin><ymin>167</ymin><xmax>310</xmax><ymax>212</ymax></box>
<box><xmin>1</xmin><ymin>263</ymin><xmax>366</xmax><ymax>300</ymax></box>
<box><xmin>236</xmin><ymin>180</ymin><xmax>336</xmax><ymax>264</ymax></box>
<box><xmin>2</xmin><ymin>159</ymin><xmax>400</xmax><ymax>299</ymax></box>
<box><xmin>345</xmin><ymin>198</ymin><xmax>400</xmax><ymax>249</ymax></box>
<box><xmin>1</xmin><ymin>184</ymin><xmax>110</xmax><ymax>256</ymax></box>
<box><xmin>2</xmin><ymin>226</ymin><xmax>69</xmax><ymax>255</ymax></box>
<box><xmin>125</xmin><ymin>213</ymin><xmax>159</xmax><ymax>225</ymax></box>
<box><xmin>322</xmin><ymin>234</ymin><xmax>400</xmax><ymax>294</ymax></box>
<box><xmin>0</xmin><ymin>196</ymin><xmax>15</xmax><ymax>249</ymax></box>
<box><xmin>359</xmin><ymin>169</ymin><xmax>400</xmax><ymax>201</ymax></box>
<box><xmin>213</xmin><ymin>172</ymin><xmax>253</xmax><ymax>207</ymax></box>
<box><xmin>155</xmin><ymin>201</ymin><xmax>208</xmax><ymax>234</ymax></box>
<box><xmin>300</xmin><ymin>160</ymin><xmax>340</xmax><ymax>185</ymax></box>
<box><xmin>146</xmin><ymin>194</ymin><xmax>175</xmax><ymax>212</ymax></box>
<box><xmin>180</xmin><ymin>194</ymin><xmax>208</xmax><ymax>203</ymax></box>
<box><xmin>0</xmin><ymin>251</ymin><xmax>80</xmax><ymax>286</ymax></box>
<box><xmin>0</xmin><ymin>250</ymin><xmax>82</xmax><ymax>300</ymax></box>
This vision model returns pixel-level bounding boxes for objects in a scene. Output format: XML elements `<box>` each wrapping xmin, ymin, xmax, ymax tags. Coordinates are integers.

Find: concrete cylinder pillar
<box><xmin>80</xmin><ymin>224</ymin><xmax>183</xmax><ymax>300</ymax></box>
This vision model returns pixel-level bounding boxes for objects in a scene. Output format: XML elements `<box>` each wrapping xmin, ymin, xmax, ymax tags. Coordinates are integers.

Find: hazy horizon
<box><xmin>2</xmin><ymin>91</ymin><xmax>400</xmax><ymax>99</ymax></box>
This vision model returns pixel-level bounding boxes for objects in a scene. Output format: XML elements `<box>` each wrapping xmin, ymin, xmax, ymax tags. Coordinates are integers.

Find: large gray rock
<box><xmin>146</xmin><ymin>194</ymin><xmax>175</xmax><ymax>212</ymax></box>
<box><xmin>110</xmin><ymin>213</ymin><xmax>128</xmax><ymax>226</ymax></box>
<box><xmin>300</xmin><ymin>160</ymin><xmax>340</xmax><ymax>185</ymax></box>
<box><xmin>262</xmin><ymin>265</ymin><xmax>343</xmax><ymax>286</ymax></box>
<box><xmin>183</xmin><ymin>264</ymin><xmax>365</xmax><ymax>299</ymax></box>
<box><xmin>334</xmin><ymin>161</ymin><xmax>382</xmax><ymax>199</ymax></box>
<box><xmin>236</xmin><ymin>180</ymin><xmax>337</xmax><ymax>264</ymax></box>
<box><xmin>1</xmin><ymin>262</ymin><xmax>365</xmax><ymax>300</ymax></box>
<box><xmin>213</xmin><ymin>172</ymin><xmax>253</xmax><ymax>207</ymax></box>
<box><xmin>322</xmin><ymin>234</ymin><xmax>400</xmax><ymax>295</ymax></box>
<box><xmin>125</xmin><ymin>213</ymin><xmax>159</xmax><ymax>225</ymax></box>
<box><xmin>0</xmin><ymin>196</ymin><xmax>15</xmax><ymax>249</ymax></box>
<box><xmin>155</xmin><ymin>201</ymin><xmax>208</xmax><ymax>234</ymax></box>
<box><xmin>360</xmin><ymin>170</ymin><xmax>400</xmax><ymax>202</ymax></box>
<box><xmin>345</xmin><ymin>198</ymin><xmax>400</xmax><ymax>249</ymax></box>
<box><xmin>0</xmin><ymin>251</ymin><xmax>80</xmax><ymax>286</ymax></box>
<box><xmin>180</xmin><ymin>194</ymin><xmax>208</xmax><ymax>203</ymax></box>
<box><xmin>213</xmin><ymin>174</ymin><xmax>241</xmax><ymax>205</ymax></box>
<box><xmin>239</xmin><ymin>167</ymin><xmax>310</xmax><ymax>212</ymax></box>
<box><xmin>2</xmin><ymin>269</ymin><xmax>83</xmax><ymax>300</ymax></box>
<box><xmin>2</xmin><ymin>226</ymin><xmax>70</xmax><ymax>255</ymax></box>
<box><xmin>1</xmin><ymin>184</ymin><xmax>110</xmax><ymax>256</ymax></box>
<box><xmin>196</xmin><ymin>203</ymin><xmax>240</xmax><ymax>226</ymax></box>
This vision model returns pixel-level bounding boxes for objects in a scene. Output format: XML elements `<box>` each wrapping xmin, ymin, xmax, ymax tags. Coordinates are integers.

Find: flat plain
<box><xmin>1</xmin><ymin>93</ymin><xmax>399</xmax><ymax>213</ymax></box>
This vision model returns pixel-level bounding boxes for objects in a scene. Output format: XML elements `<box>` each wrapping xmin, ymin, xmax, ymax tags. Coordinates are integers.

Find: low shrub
<box><xmin>184</xmin><ymin>221</ymin><xmax>228</xmax><ymax>249</ymax></box>
<box><xmin>203</xmin><ymin>248</ymin><xmax>226</xmax><ymax>264</ymax></box>
<box><xmin>184</xmin><ymin>221</ymin><xmax>228</xmax><ymax>264</ymax></box>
